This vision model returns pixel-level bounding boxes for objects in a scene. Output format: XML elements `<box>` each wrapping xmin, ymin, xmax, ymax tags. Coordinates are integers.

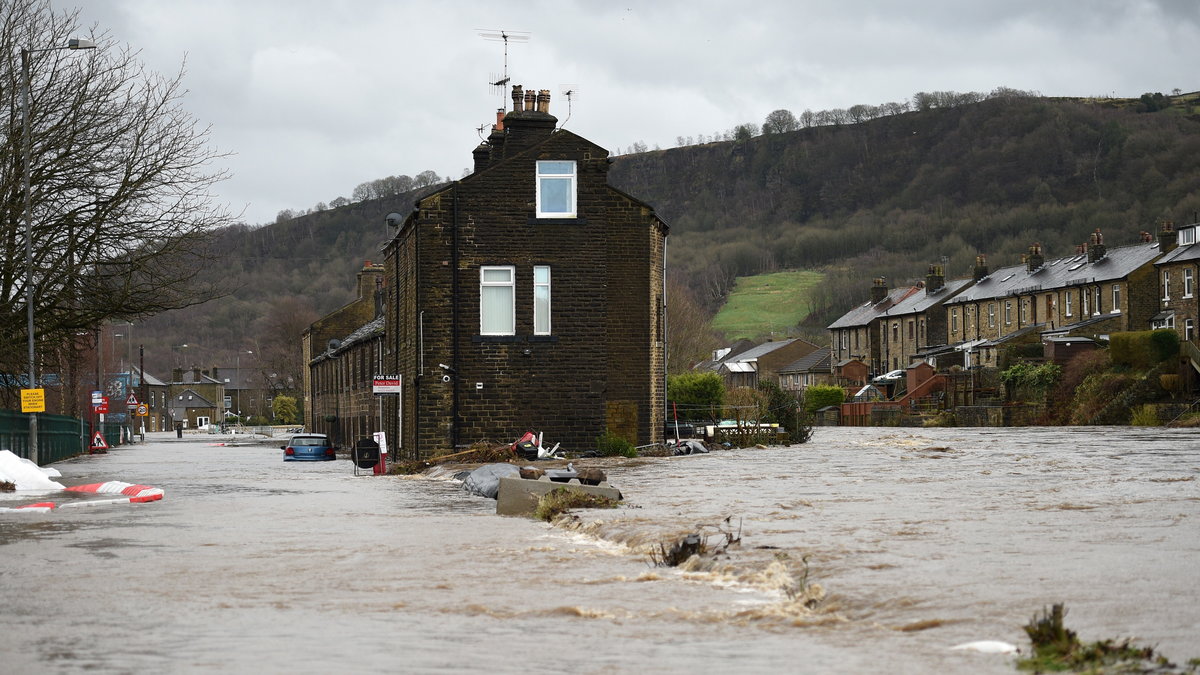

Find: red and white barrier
<box><xmin>0</xmin><ymin>481</ymin><xmax>164</xmax><ymax>512</ymax></box>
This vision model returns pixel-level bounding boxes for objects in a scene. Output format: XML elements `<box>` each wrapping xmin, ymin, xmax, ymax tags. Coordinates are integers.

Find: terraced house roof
<box><xmin>945</xmin><ymin>240</ymin><xmax>1162</xmax><ymax>305</ymax></box>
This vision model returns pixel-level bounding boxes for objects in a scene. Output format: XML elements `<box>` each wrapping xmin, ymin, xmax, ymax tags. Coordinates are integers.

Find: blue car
<box><xmin>282</xmin><ymin>434</ymin><xmax>336</xmax><ymax>461</ymax></box>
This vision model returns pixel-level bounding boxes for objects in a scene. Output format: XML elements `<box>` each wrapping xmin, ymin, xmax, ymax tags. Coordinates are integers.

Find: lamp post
<box><xmin>236</xmin><ymin>350</ymin><xmax>253</xmax><ymax>425</ymax></box>
<box><xmin>21</xmin><ymin>37</ymin><xmax>96</xmax><ymax>464</ymax></box>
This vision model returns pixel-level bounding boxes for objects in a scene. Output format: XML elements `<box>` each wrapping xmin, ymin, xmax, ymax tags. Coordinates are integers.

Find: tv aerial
<box><xmin>558</xmin><ymin>84</ymin><xmax>579</xmax><ymax>127</ymax></box>
<box><xmin>478</xmin><ymin>29</ymin><xmax>529</xmax><ymax>107</ymax></box>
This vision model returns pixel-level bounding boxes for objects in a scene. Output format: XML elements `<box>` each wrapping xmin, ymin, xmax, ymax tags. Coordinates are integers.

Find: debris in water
<box><xmin>1016</xmin><ymin>603</ymin><xmax>1188</xmax><ymax>673</ymax></box>
<box><xmin>533</xmin><ymin>487</ymin><xmax>619</xmax><ymax>522</ymax></box>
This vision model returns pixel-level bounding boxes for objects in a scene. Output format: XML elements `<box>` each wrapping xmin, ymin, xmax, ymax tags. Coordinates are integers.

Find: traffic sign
<box><xmin>93</xmin><ymin>396</ymin><xmax>109</xmax><ymax>414</ymax></box>
<box><xmin>90</xmin><ymin>431</ymin><xmax>109</xmax><ymax>451</ymax></box>
<box><xmin>136</xmin><ymin>404</ymin><xmax>149</xmax><ymax>417</ymax></box>
<box><xmin>126</xmin><ymin>393</ymin><xmax>140</xmax><ymax>408</ymax></box>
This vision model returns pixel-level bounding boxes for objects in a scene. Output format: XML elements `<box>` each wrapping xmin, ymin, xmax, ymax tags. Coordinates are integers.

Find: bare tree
<box><xmin>0</xmin><ymin>0</ymin><xmax>232</xmax><ymax>382</ymax></box>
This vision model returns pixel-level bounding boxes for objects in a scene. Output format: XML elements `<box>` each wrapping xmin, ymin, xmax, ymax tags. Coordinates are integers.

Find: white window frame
<box><xmin>533</xmin><ymin>265</ymin><xmax>551</xmax><ymax>335</ymax></box>
<box><xmin>951</xmin><ymin>308</ymin><xmax>958</xmax><ymax>333</ymax></box>
<box><xmin>1181</xmin><ymin>228</ymin><xmax>1197</xmax><ymax>246</ymax></box>
<box><xmin>1111</xmin><ymin>284</ymin><xmax>1121</xmax><ymax>313</ymax></box>
<box><xmin>535</xmin><ymin>160</ymin><xmax>577</xmax><ymax>218</ymax></box>
<box><xmin>1082</xmin><ymin>287</ymin><xmax>1089</xmax><ymax>316</ymax></box>
<box><xmin>480</xmin><ymin>266</ymin><xmax>516</xmax><ymax>335</ymax></box>
<box><xmin>988</xmin><ymin>303</ymin><xmax>996</xmax><ymax>328</ymax></box>
<box><xmin>1064</xmin><ymin>292</ymin><xmax>1073</xmax><ymax>317</ymax></box>
<box><xmin>1185</xmin><ymin>268</ymin><xmax>1195</xmax><ymax>298</ymax></box>
<box><xmin>1163</xmin><ymin>270</ymin><xmax>1171</xmax><ymax>301</ymax></box>
<box><xmin>1186</xmin><ymin>318</ymin><xmax>1195</xmax><ymax>342</ymax></box>
<box><xmin>1004</xmin><ymin>300</ymin><xmax>1012</xmax><ymax>326</ymax></box>
<box><xmin>1093</xmin><ymin>286</ymin><xmax>1102</xmax><ymax>315</ymax></box>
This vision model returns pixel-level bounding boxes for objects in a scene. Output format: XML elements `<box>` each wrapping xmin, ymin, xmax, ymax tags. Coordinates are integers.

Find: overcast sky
<box><xmin>74</xmin><ymin>0</ymin><xmax>1200</xmax><ymax>226</ymax></box>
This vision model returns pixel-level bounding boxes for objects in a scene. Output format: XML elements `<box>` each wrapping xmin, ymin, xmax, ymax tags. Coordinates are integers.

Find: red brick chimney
<box><xmin>870</xmin><ymin>277</ymin><xmax>888</xmax><ymax>304</ymax></box>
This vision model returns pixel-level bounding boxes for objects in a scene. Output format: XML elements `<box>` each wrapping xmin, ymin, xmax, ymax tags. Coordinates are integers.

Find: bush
<box><xmin>1110</xmin><ymin>330</ymin><xmax>1179</xmax><ymax>369</ymax></box>
<box><xmin>667</xmin><ymin>371</ymin><xmax>725</xmax><ymax>421</ymax></box>
<box><xmin>803</xmin><ymin>384</ymin><xmax>845</xmax><ymax>413</ymax></box>
<box><xmin>596</xmin><ymin>430</ymin><xmax>637</xmax><ymax>457</ymax></box>
<box><xmin>1129</xmin><ymin>404</ymin><xmax>1159</xmax><ymax>426</ymax></box>
<box><xmin>1000</xmin><ymin>362</ymin><xmax>1061</xmax><ymax>402</ymax></box>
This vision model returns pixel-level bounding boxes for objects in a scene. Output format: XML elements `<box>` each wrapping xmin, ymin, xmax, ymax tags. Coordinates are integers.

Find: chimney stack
<box><xmin>973</xmin><ymin>254</ymin><xmax>989</xmax><ymax>281</ymax></box>
<box><xmin>1158</xmin><ymin>220</ymin><xmax>1177</xmax><ymax>253</ymax></box>
<box><xmin>870</xmin><ymin>277</ymin><xmax>888</xmax><ymax>304</ymax></box>
<box><xmin>1026</xmin><ymin>243</ymin><xmax>1044</xmax><ymax>272</ymax></box>
<box><xmin>1086</xmin><ymin>229</ymin><xmax>1106</xmax><ymax>263</ymax></box>
<box><xmin>500</xmin><ymin>83</ymin><xmax>558</xmax><ymax>156</ymax></box>
<box><xmin>925</xmin><ymin>264</ymin><xmax>945</xmax><ymax>294</ymax></box>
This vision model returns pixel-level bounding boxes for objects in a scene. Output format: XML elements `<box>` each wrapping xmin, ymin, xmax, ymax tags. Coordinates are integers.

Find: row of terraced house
<box><xmin>811</xmin><ymin>222</ymin><xmax>1200</xmax><ymax>422</ymax></box>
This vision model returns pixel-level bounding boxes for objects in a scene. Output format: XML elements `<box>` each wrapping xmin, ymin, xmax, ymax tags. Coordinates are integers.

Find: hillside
<box><xmin>136</xmin><ymin>93</ymin><xmax>1200</xmax><ymax>379</ymax></box>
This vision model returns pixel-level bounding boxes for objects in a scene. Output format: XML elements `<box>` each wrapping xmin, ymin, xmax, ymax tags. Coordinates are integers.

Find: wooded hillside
<box><xmin>608</xmin><ymin>93</ymin><xmax>1200</xmax><ymax>330</ymax></box>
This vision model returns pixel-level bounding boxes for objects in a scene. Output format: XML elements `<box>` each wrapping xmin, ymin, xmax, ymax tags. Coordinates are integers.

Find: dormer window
<box><xmin>536</xmin><ymin>161</ymin><xmax>576</xmax><ymax>218</ymax></box>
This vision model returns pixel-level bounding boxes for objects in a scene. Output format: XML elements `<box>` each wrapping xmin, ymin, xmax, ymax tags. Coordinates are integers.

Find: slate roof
<box><xmin>946</xmin><ymin>241</ymin><xmax>1162</xmax><ymax>305</ymax></box>
<box><xmin>779</xmin><ymin>346</ymin><xmax>831</xmax><ymax>375</ymax></box>
<box><xmin>169</xmin><ymin>388</ymin><xmax>217</xmax><ymax>408</ymax></box>
<box><xmin>727</xmin><ymin>338</ymin><xmax>805</xmax><ymax>362</ymax></box>
<box><xmin>881</xmin><ymin>278</ymin><xmax>974</xmax><ymax>317</ymax></box>
<box><xmin>827</xmin><ymin>286</ymin><xmax>922</xmax><ymax>329</ymax></box>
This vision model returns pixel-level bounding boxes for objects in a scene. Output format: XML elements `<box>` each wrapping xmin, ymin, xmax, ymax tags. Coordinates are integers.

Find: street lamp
<box><xmin>236</xmin><ymin>350</ymin><xmax>253</xmax><ymax>424</ymax></box>
<box><xmin>21</xmin><ymin>37</ymin><xmax>96</xmax><ymax>465</ymax></box>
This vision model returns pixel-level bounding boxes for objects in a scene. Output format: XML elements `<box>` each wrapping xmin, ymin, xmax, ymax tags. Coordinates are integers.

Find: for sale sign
<box><xmin>372</xmin><ymin>375</ymin><xmax>402</xmax><ymax>394</ymax></box>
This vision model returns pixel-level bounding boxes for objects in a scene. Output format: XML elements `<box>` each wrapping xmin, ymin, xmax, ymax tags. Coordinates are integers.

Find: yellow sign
<box><xmin>136</xmin><ymin>404</ymin><xmax>149</xmax><ymax>417</ymax></box>
<box><xmin>21</xmin><ymin>388</ymin><xmax>46</xmax><ymax>413</ymax></box>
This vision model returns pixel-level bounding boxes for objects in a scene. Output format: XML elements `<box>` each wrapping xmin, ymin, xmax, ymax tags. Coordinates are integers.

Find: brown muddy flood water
<box><xmin>1</xmin><ymin>426</ymin><xmax>1198</xmax><ymax>673</ymax></box>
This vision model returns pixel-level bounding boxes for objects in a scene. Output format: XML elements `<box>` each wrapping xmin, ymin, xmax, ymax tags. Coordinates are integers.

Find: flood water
<box><xmin>1</xmin><ymin>426</ymin><xmax>1198</xmax><ymax>673</ymax></box>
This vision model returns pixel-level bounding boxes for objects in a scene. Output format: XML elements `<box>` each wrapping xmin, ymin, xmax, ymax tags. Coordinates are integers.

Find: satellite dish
<box><xmin>385</xmin><ymin>212</ymin><xmax>403</xmax><ymax>227</ymax></box>
<box><xmin>327</xmin><ymin>339</ymin><xmax>342</xmax><ymax>352</ymax></box>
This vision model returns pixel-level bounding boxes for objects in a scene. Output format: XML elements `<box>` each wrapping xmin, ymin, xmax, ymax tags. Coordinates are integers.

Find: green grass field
<box><xmin>711</xmin><ymin>270</ymin><xmax>824</xmax><ymax>340</ymax></box>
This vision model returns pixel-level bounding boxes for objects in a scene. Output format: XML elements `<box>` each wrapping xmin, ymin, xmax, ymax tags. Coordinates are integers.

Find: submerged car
<box><xmin>282</xmin><ymin>433</ymin><xmax>336</xmax><ymax>461</ymax></box>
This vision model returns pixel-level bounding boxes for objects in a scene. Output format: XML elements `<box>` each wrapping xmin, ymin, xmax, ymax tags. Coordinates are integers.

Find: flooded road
<box><xmin>1</xmin><ymin>426</ymin><xmax>1198</xmax><ymax>673</ymax></box>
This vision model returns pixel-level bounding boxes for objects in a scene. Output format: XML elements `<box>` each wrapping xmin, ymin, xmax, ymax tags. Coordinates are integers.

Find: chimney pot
<box><xmin>511</xmin><ymin>85</ymin><xmax>524</xmax><ymax>112</ymax></box>
<box><xmin>537</xmin><ymin>89</ymin><xmax>551</xmax><ymax>113</ymax></box>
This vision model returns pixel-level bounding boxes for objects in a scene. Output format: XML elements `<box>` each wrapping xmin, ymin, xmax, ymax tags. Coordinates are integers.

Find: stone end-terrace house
<box><xmin>383</xmin><ymin>86</ymin><xmax>667</xmax><ymax>458</ymax></box>
<box><xmin>167</xmin><ymin>367</ymin><xmax>225</xmax><ymax>429</ymax></box>
<box><xmin>828</xmin><ymin>267</ymin><xmax>971</xmax><ymax>375</ymax></box>
<box><xmin>945</xmin><ymin>231</ymin><xmax>1162</xmax><ymax>367</ymax></box>
<box><xmin>309</xmin><ymin>315</ymin><xmax>384</xmax><ymax>447</ymax></box>
<box><xmin>1153</xmin><ymin>222</ymin><xmax>1199</xmax><ymax>344</ymax></box>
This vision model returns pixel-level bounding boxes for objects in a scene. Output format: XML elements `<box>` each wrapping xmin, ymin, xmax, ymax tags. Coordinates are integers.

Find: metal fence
<box><xmin>0</xmin><ymin>409</ymin><xmax>90</xmax><ymax>465</ymax></box>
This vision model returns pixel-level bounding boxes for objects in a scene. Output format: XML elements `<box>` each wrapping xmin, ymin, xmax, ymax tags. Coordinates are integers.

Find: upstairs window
<box><xmin>1065</xmin><ymin>293</ymin><xmax>1073</xmax><ymax>317</ymax></box>
<box><xmin>1163</xmin><ymin>270</ymin><xmax>1171</xmax><ymax>301</ymax></box>
<box><xmin>988</xmin><ymin>303</ymin><xmax>996</xmax><ymax>328</ymax></box>
<box><xmin>533</xmin><ymin>266</ymin><xmax>552</xmax><ymax>335</ymax></box>
<box><xmin>480</xmin><ymin>266</ymin><xmax>515</xmax><ymax>335</ymax></box>
<box><xmin>1111</xmin><ymin>284</ymin><xmax>1121</xmax><ymax>313</ymax></box>
<box><xmin>1004</xmin><ymin>300</ymin><xmax>1012</xmax><ymax>325</ymax></box>
<box><xmin>1185</xmin><ymin>268</ymin><xmax>1195</xmax><ymax>298</ymax></box>
<box><xmin>536</xmin><ymin>161</ymin><xmax>576</xmax><ymax>218</ymax></box>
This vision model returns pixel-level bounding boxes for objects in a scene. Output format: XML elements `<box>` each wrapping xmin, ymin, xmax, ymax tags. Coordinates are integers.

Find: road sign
<box><xmin>93</xmin><ymin>396</ymin><xmax>109</xmax><ymax>414</ymax></box>
<box><xmin>126</xmin><ymin>393</ymin><xmax>140</xmax><ymax>408</ymax></box>
<box><xmin>21</xmin><ymin>388</ymin><xmax>46</xmax><ymax>413</ymax></box>
<box><xmin>136</xmin><ymin>404</ymin><xmax>149</xmax><ymax>417</ymax></box>
<box><xmin>90</xmin><ymin>431</ymin><xmax>109</xmax><ymax>451</ymax></box>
